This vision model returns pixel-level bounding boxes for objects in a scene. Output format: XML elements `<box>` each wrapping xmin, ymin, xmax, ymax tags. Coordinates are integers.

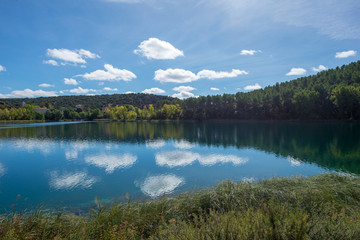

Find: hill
<box><xmin>181</xmin><ymin>60</ymin><xmax>360</xmax><ymax>120</ymax></box>
<box><xmin>0</xmin><ymin>93</ymin><xmax>174</xmax><ymax>109</ymax></box>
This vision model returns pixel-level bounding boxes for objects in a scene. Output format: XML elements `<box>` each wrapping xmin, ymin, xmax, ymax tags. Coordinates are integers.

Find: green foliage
<box><xmin>331</xmin><ymin>85</ymin><xmax>360</xmax><ymax>119</ymax></box>
<box><xmin>0</xmin><ymin>174</ymin><xmax>359</xmax><ymax>239</ymax></box>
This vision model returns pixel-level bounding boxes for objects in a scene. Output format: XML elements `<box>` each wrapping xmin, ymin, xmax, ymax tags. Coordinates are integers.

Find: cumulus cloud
<box><xmin>46</xmin><ymin>48</ymin><xmax>99</xmax><ymax>65</ymax></box>
<box><xmin>142</xmin><ymin>88</ymin><xmax>165</xmax><ymax>94</ymax></box>
<box><xmin>312</xmin><ymin>65</ymin><xmax>328</xmax><ymax>72</ymax></box>
<box><xmin>172</xmin><ymin>85</ymin><xmax>196</xmax><ymax>99</ymax></box>
<box><xmin>240</xmin><ymin>49</ymin><xmax>261</xmax><ymax>55</ymax></box>
<box><xmin>103</xmin><ymin>87</ymin><xmax>118</xmax><ymax>91</ymax></box>
<box><xmin>173</xmin><ymin>86</ymin><xmax>195</xmax><ymax>92</ymax></box>
<box><xmin>134</xmin><ymin>38</ymin><xmax>184</xmax><ymax>60</ymax></box>
<box><xmin>43</xmin><ymin>60</ymin><xmax>58</xmax><ymax>66</ymax></box>
<box><xmin>39</xmin><ymin>83</ymin><xmax>54</xmax><ymax>88</ymax></box>
<box><xmin>155</xmin><ymin>68</ymin><xmax>247</xmax><ymax>83</ymax></box>
<box><xmin>172</xmin><ymin>91</ymin><xmax>195</xmax><ymax>99</ymax></box>
<box><xmin>124</xmin><ymin>91</ymin><xmax>135</xmax><ymax>94</ymax></box>
<box><xmin>140</xmin><ymin>174</ymin><xmax>184</xmax><ymax>198</ymax></box>
<box><xmin>286</xmin><ymin>67</ymin><xmax>307</xmax><ymax>76</ymax></box>
<box><xmin>155</xmin><ymin>151</ymin><xmax>248</xmax><ymax>168</ymax></box>
<box><xmin>210</xmin><ymin>87</ymin><xmax>219</xmax><ymax>91</ymax></box>
<box><xmin>85</xmin><ymin>153</ymin><xmax>137</xmax><ymax>173</ymax></box>
<box><xmin>49</xmin><ymin>171</ymin><xmax>97</xmax><ymax>190</ymax></box>
<box><xmin>335</xmin><ymin>50</ymin><xmax>357</xmax><ymax>58</ymax></box>
<box><xmin>81</xmin><ymin>64</ymin><xmax>136</xmax><ymax>81</ymax></box>
<box><xmin>155</xmin><ymin>69</ymin><xmax>198</xmax><ymax>83</ymax></box>
<box><xmin>244</xmin><ymin>83</ymin><xmax>261</xmax><ymax>91</ymax></box>
<box><xmin>0</xmin><ymin>89</ymin><xmax>57</xmax><ymax>98</ymax></box>
<box><xmin>0</xmin><ymin>65</ymin><xmax>6</xmax><ymax>72</ymax></box>
<box><xmin>146</xmin><ymin>139</ymin><xmax>166</xmax><ymax>149</ymax></box>
<box><xmin>64</xmin><ymin>78</ymin><xmax>79</xmax><ymax>85</ymax></box>
<box><xmin>69</xmin><ymin>87</ymin><xmax>96</xmax><ymax>94</ymax></box>
<box><xmin>197</xmin><ymin>69</ymin><xmax>248</xmax><ymax>79</ymax></box>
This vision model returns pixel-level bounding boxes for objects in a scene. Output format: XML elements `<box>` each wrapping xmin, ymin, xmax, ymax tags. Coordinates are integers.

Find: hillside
<box><xmin>0</xmin><ymin>93</ymin><xmax>174</xmax><ymax>109</ymax></box>
<box><xmin>181</xmin><ymin>60</ymin><xmax>360</xmax><ymax>120</ymax></box>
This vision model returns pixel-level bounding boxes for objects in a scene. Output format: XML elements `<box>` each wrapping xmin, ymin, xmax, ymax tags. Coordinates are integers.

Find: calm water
<box><xmin>0</xmin><ymin>120</ymin><xmax>359</xmax><ymax>212</ymax></box>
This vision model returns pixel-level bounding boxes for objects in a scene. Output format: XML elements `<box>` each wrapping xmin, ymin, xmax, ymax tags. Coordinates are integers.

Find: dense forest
<box><xmin>1</xmin><ymin>61</ymin><xmax>360</xmax><ymax>121</ymax></box>
<box><xmin>0</xmin><ymin>93</ymin><xmax>173</xmax><ymax>109</ymax></box>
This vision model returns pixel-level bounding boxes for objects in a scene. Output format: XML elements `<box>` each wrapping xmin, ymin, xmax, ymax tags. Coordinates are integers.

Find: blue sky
<box><xmin>0</xmin><ymin>0</ymin><xmax>359</xmax><ymax>99</ymax></box>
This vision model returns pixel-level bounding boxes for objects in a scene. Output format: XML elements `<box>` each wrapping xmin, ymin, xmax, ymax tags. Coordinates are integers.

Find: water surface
<box><xmin>0</xmin><ymin>120</ymin><xmax>359</xmax><ymax>212</ymax></box>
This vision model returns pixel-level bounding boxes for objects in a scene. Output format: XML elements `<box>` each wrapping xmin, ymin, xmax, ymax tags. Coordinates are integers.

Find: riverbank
<box><xmin>1</xmin><ymin>173</ymin><xmax>359</xmax><ymax>239</ymax></box>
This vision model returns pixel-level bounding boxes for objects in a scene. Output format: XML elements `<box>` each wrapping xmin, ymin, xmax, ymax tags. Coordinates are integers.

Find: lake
<box><xmin>0</xmin><ymin>120</ymin><xmax>359</xmax><ymax>212</ymax></box>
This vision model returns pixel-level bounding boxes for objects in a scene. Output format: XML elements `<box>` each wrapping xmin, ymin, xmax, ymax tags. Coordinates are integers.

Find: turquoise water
<box><xmin>0</xmin><ymin>121</ymin><xmax>359</xmax><ymax>212</ymax></box>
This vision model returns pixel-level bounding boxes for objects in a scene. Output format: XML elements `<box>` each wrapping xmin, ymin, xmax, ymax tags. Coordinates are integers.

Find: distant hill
<box><xmin>0</xmin><ymin>93</ymin><xmax>174</xmax><ymax>109</ymax></box>
<box><xmin>180</xmin><ymin>60</ymin><xmax>360</xmax><ymax>120</ymax></box>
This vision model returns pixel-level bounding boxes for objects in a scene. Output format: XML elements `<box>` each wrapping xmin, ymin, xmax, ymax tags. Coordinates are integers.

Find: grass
<box><xmin>0</xmin><ymin>173</ymin><xmax>359</xmax><ymax>239</ymax></box>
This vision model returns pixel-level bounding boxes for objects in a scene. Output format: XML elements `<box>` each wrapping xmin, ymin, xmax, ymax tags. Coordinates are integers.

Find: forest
<box><xmin>1</xmin><ymin>60</ymin><xmax>360</xmax><ymax>121</ymax></box>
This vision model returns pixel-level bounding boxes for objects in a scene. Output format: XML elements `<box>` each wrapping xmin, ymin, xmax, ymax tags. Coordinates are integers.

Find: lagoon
<box><xmin>0</xmin><ymin>120</ymin><xmax>359</xmax><ymax>212</ymax></box>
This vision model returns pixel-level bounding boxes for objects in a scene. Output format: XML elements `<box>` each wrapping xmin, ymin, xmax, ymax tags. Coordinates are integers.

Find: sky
<box><xmin>0</xmin><ymin>0</ymin><xmax>359</xmax><ymax>99</ymax></box>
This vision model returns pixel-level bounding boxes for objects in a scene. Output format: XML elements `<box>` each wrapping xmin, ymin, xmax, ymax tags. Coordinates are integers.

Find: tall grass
<box><xmin>0</xmin><ymin>173</ymin><xmax>359</xmax><ymax>239</ymax></box>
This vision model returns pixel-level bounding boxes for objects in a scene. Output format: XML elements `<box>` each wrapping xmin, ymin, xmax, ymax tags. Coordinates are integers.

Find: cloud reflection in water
<box><xmin>287</xmin><ymin>156</ymin><xmax>303</xmax><ymax>167</ymax></box>
<box><xmin>141</xmin><ymin>174</ymin><xmax>184</xmax><ymax>198</ymax></box>
<box><xmin>85</xmin><ymin>153</ymin><xmax>137</xmax><ymax>173</ymax></box>
<box><xmin>174</xmin><ymin>140</ymin><xmax>195</xmax><ymax>149</ymax></box>
<box><xmin>156</xmin><ymin>151</ymin><xmax>248</xmax><ymax>168</ymax></box>
<box><xmin>145</xmin><ymin>139</ymin><xmax>166</xmax><ymax>149</ymax></box>
<box><xmin>49</xmin><ymin>171</ymin><xmax>97</xmax><ymax>190</ymax></box>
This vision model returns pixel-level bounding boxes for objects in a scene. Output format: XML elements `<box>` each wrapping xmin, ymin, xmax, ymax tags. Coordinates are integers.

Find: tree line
<box><xmin>1</xmin><ymin>61</ymin><xmax>360</xmax><ymax>121</ymax></box>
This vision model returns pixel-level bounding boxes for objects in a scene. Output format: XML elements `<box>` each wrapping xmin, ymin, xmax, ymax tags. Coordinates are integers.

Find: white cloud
<box><xmin>155</xmin><ymin>69</ymin><xmax>198</xmax><ymax>83</ymax></box>
<box><xmin>69</xmin><ymin>87</ymin><xmax>96</xmax><ymax>94</ymax></box>
<box><xmin>146</xmin><ymin>139</ymin><xmax>166</xmax><ymax>149</ymax></box>
<box><xmin>197</xmin><ymin>69</ymin><xmax>248</xmax><ymax>79</ymax></box>
<box><xmin>43</xmin><ymin>60</ymin><xmax>59</xmax><ymax>66</ymax></box>
<box><xmin>173</xmin><ymin>86</ymin><xmax>195</xmax><ymax>92</ymax></box>
<box><xmin>335</xmin><ymin>50</ymin><xmax>357</xmax><ymax>58</ymax></box>
<box><xmin>142</xmin><ymin>87</ymin><xmax>165</xmax><ymax>94</ymax></box>
<box><xmin>134</xmin><ymin>38</ymin><xmax>184</xmax><ymax>60</ymax></box>
<box><xmin>77</xmin><ymin>49</ymin><xmax>100</xmax><ymax>59</ymax></box>
<box><xmin>210</xmin><ymin>87</ymin><xmax>219</xmax><ymax>91</ymax></box>
<box><xmin>46</xmin><ymin>48</ymin><xmax>99</xmax><ymax>65</ymax></box>
<box><xmin>244</xmin><ymin>83</ymin><xmax>262</xmax><ymax>91</ymax></box>
<box><xmin>155</xmin><ymin>68</ymin><xmax>248</xmax><ymax>83</ymax></box>
<box><xmin>0</xmin><ymin>65</ymin><xmax>6</xmax><ymax>72</ymax></box>
<box><xmin>172</xmin><ymin>85</ymin><xmax>196</xmax><ymax>99</ymax></box>
<box><xmin>155</xmin><ymin>151</ymin><xmax>248</xmax><ymax>168</ymax></box>
<box><xmin>49</xmin><ymin>171</ymin><xmax>97</xmax><ymax>190</ymax></box>
<box><xmin>64</xmin><ymin>78</ymin><xmax>79</xmax><ymax>85</ymax></box>
<box><xmin>103</xmin><ymin>87</ymin><xmax>118</xmax><ymax>91</ymax></box>
<box><xmin>240</xmin><ymin>49</ymin><xmax>261</xmax><ymax>55</ymax></box>
<box><xmin>81</xmin><ymin>64</ymin><xmax>136</xmax><ymax>81</ymax></box>
<box><xmin>312</xmin><ymin>65</ymin><xmax>328</xmax><ymax>72</ymax></box>
<box><xmin>286</xmin><ymin>67</ymin><xmax>307</xmax><ymax>76</ymax></box>
<box><xmin>141</xmin><ymin>174</ymin><xmax>184</xmax><ymax>198</ymax></box>
<box><xmin>38</xmin><ymin>83</ymin><xmax>54</xmax><ymax>88</ymax></box>
<box><xmin>172</xmin><ymin>91</ymin><xmax>195</xmax><ymax>99</ymax></box>
<box><xmin>0</xmin><ymin>89</ymin><xmax>57</xmax><ymax>98</ymax></box>
<box><xmin>85</xmin><ymin>153</ymin><xmax>137</xmax><ymax>173</ymax></box>
<box><xmin>124</xmin><ymin>91</ymin><xmax>135</xmax><ymax>94</ymax></box>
